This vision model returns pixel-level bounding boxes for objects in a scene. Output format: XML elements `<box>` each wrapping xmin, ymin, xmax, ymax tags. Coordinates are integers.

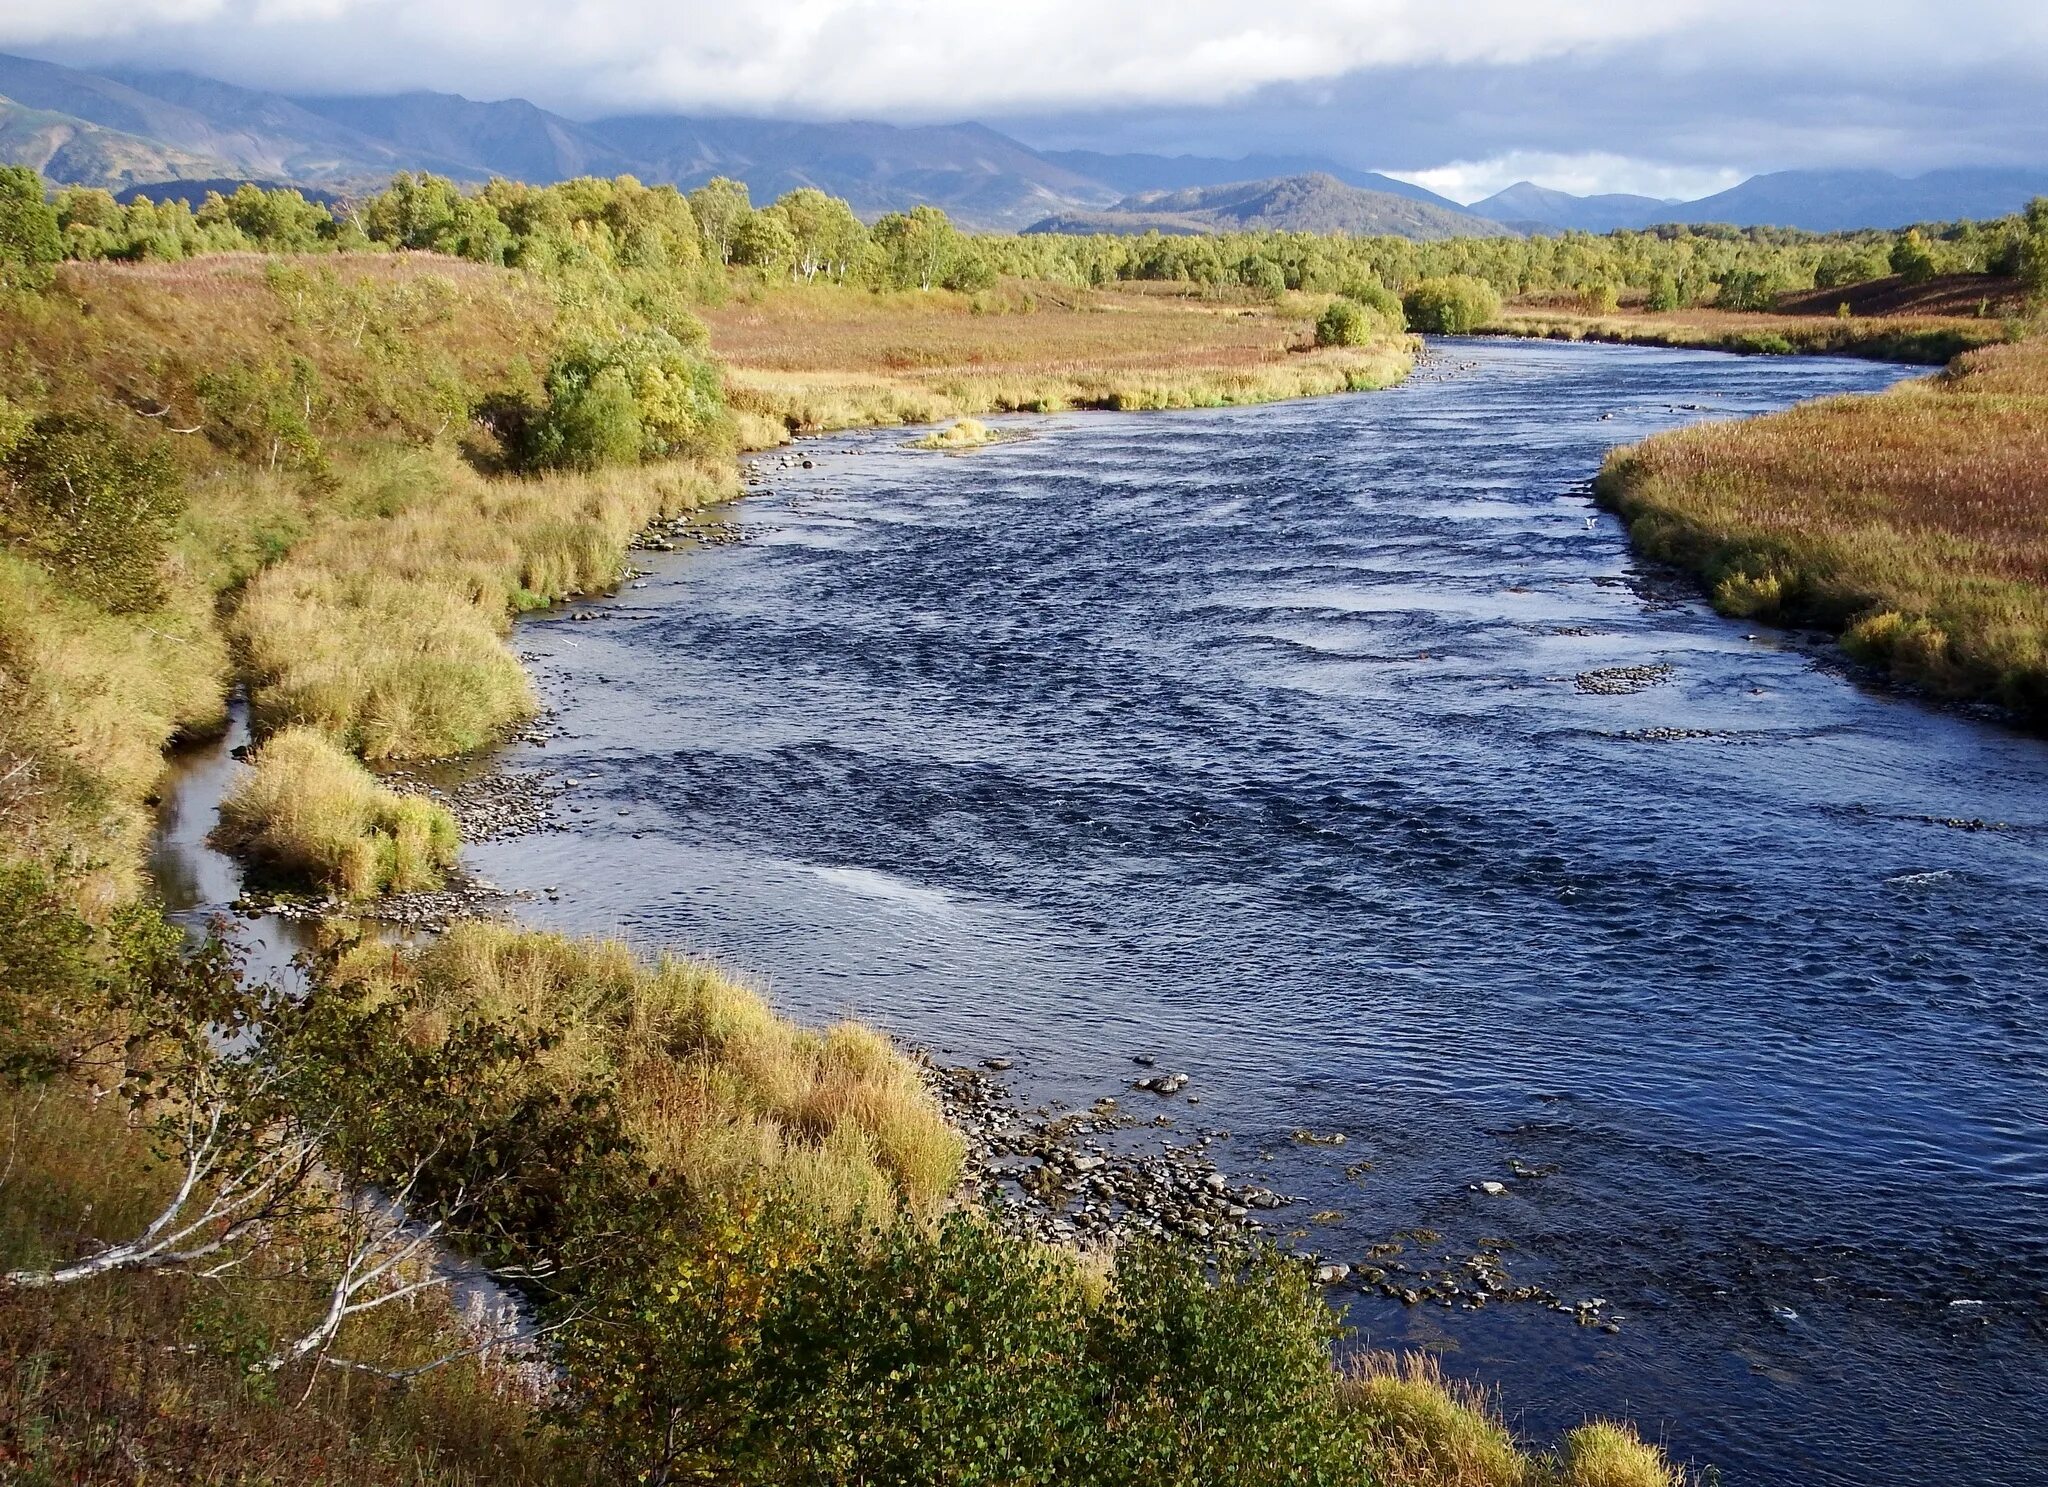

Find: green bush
<box><xmin>2020</xmin><ymin>197</ymin><xmax>2048</xmax><ymax>298</ymax></box>
<box><xmin>1339</xmin><ymin>278</ymin><xmax>1404</xmax><ymax>330</ymax></box>
<box><xmin>1815</xmin><ymin>244</ymin><xmax>1890</xmax><ymax>289</ymax></box>
<box><xmin>1890</xmin><ymin>230</ymin><xmax>1938</xmax><ymax>286</ymax></box>
<box><xmin>524</xmin><ymin>327</ymin><xmax>731</xmax><ymax>470</ymax></box>
<box><xmin>1087</xmin><ymin>1241</ymin><xmax>1363</xmax><ymax>1486</ymax></box>
<box><xmin>556</xmin><ymin>1207</ymin><xmax>1375</xmax><ymax>1487</ymax></box>
<box><xmin>0</xmin><ymin>412</ymin><xmax>183</xmax><ymax>612</ymax></box>
<box><xmin>1577</xmin><ymin>280</ymin><xmax>1621</xmax><ymax>313</ymax></box>
<box><xmin>1401</xmin><ymin>275</ymin><xmax>1502</xmax><ymax>334</ymax></box>
<box><xmin>1714</xmin><ymin>268</ymin><xmax>1782</xmax><ymax>311</ymax></box>
<box><xmin>1315</xmin><ymin>299</ymin><xmax>1372</xmax><ymax>347</ymax></box>
<box><xmin>1239</xmin><ymin>255</ymin><xmax>1287</xmax><ymax>299</ymax></box>
<box><xmin>0</xmin><ymin>166</ymin><xmax>62</xmax><ymax>291</ymax></box>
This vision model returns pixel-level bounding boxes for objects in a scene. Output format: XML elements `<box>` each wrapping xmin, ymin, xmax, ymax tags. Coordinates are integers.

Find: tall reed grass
<box><xmin>234</xmin><ymin>449</ymin><xmax>732</xmax><ymax>759</ymax></box>
<box><xmin>215</xmin><ymin>726</ymin><xmax>459</xmax><ymax>897</ymax></box>
<box><xmin>1341</xmin><ymin>1354</ymin><xmax>1686</xmax><ymax>1487</ymax></box>
<box><xmin>0</xmin><ymin>551</ymin><xmax>228</xmax><ymax>909</ymax></box>
<box><xmin>332</xmin><ymin>924</ymin><xmax>964</xmax><ymax>1224</ymax></box>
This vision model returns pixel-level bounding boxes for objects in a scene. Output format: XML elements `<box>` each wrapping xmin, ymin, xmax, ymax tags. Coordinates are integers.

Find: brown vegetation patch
<box><xmin>1775</xmin><ymin>271</ymin><xmax>2025</xmax><ymax>319</ymax></box>
<box><xmin>704</xmin><ymin>281</ymin><xmax>1308</xmax><ymax>379</ymax></box>
<box><xmin>703</xmin><ymin>281</ymin><xmax>1410</xmax><ymax>439</ymax></box>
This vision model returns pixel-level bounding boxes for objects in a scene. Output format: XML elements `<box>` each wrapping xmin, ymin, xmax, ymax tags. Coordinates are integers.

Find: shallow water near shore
<box><xmin>159</xmin><ymin>338</ymin><xmax>2048</xmax><ymax>1484</ymax></box>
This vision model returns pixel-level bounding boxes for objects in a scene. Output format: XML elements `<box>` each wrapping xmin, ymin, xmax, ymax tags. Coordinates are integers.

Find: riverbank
<box><xmin>1482</xmin><ymin>304</ymin><xmax>2008</xmax><ymax>363</ymax></box>
<box><xmin>702</xmin><ymin>280</ymin><xmax>1413</xmax><ymax>446</ymax></box>
<box><xmin>1596</xmin><ymin>334</ymin><xmax>2048</xmax><ymax>724</ymax></box>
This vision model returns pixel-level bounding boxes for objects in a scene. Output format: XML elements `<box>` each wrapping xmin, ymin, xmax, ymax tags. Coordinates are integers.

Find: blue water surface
<box><xmin>472</xmin><ymin>339</ymin><xmax>2048</xmax><ymax>1487</ymax></box>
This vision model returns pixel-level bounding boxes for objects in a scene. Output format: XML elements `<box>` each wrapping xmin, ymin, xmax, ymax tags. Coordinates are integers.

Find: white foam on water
<box><xmin>799</xmin><ymin>863</ymin><xmax>960</xmax><ymax>918</ymax></box>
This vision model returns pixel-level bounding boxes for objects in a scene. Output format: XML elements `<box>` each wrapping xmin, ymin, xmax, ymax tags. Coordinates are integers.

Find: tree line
<box><xmin>9</xmin><ymin>165</ymin><xmax>2047</xmax><ymax>314</ymax></box>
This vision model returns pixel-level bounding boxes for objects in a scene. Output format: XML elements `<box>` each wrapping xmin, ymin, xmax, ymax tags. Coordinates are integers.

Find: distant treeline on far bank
<box><xmin>34</xmin><ymin>169</ymin><xmax>2048</xmax><ymax>318</ymax></box>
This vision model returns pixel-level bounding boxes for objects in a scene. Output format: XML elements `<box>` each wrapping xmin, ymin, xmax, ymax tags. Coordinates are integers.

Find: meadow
<box><xmin>704</xmin><ymin>279</ymin><xmax>1412</xmax><ymax>443</ymax></box>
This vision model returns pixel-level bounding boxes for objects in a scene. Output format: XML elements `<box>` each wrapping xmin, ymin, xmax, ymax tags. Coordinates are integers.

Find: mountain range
<box><xmin>3</xmin><ymin>50</ymin><xmax>2045</xmax><ymax>236</ymax></box>
<box><xmin>1472</xmin><ymin>168</ymin><xmax>2048</xmax><ymax>234</ymax></box>
<box><xmin>1024</xmin><ymin>174</ymin><xmax>1510</xmax><ymax>240</ymax></box>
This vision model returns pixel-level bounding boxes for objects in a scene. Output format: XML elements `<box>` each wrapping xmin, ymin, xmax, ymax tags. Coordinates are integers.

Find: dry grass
<box><xmin>1557</xmin><ymin>1423</ymin><xmax>1683</xmax><ymax>1487</ymax></box>
<box><xmin>1343</xmin><ymin>1353</ymin><xmax>1530</xmax><ymax>1487</ymax></box>
<box><xmin>0</xmin><ymin>550</ymin><xmax>228</xmax><ymax>911</ymax></box>
<box><xmin>907</xmin><ymin>417</ymin><xmax>1003</xmax><ymax>450</ymax></box>
<box><xmin>233</xmin><ymin>448</ymin><xmax>732</xmax><ymax>760</ymax></box>
<box><xmin>215</xmin><ymin>726</ymin><xmax>459</xmax><ymax>898</ymax></box>
<box><xmin>332</xmin><ymin>923</ymin><xmax>964</xmax><ymax>1226</ymax></box>
<box><xmin>29</xmin><ymin>255</ymin><xmax>551</xmax><ymax>449</ymax></box>
<box><xmin>1487</xmin><ymin>306</ymin><xmax>2006</xmax><ymax>364</ymax></box>
<box><xmin>1341</xmin><ymin>1354</ymin><xmax>1688</xmax><ymax>1487</ymax></box>
<box><xmin>704</xmin><ymin>281</ymin><xmax>1413</xmax><ymax>444</ymax></box>
<box><xmin>1599</xmin><ymin>336</ymin><xmax>2048</xmax><ymax>720</ymax></box>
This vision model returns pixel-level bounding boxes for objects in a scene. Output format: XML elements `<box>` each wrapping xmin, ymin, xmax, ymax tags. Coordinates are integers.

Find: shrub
<box><xmin>1890</xmin><ymin>230</ymin><xmax>1938</xmax><ymax>286</ymax></box>
<box><xmin>214</xmin><ymin>726</ymin><xmax>458</xmax><ymax>898</ymax></box>
<box><xmin>0</xmin><ymin>165</ymin><xmax>62</xmax><ymax>291</ymax></box>
<box><xmin>1315</xmin><ymin>298</ymin><xmax>1373</xmax><ymax>347</ymax></box>
<box><xmin>1714</xmin><ymin>268</ymin><xmax>1782</xmax><ymax>312</ymax></box>
<box><xmin>2021</xmin><ymin>197</ymin><xmax>2048</xmax><ymax>298</ymax></box>
<box><xmin>750</xmin><ymin>1211</ymin><xmax>1095</xmax><ymax>1485</ymax></box>
<box><xmin>1087</xmin><ymin>1241</ymin><xmax>1365</xmax><ymax>1485</ymax></box>
<box><xmin>1240</xmin><ymin>254</ymin><xmax>1287</xmax><ymax>299</ymax></box>
<box><xmin>558</xmin><ymin>1211</ymin><xmax>1376</xmax><ymax>1487</ymax></box>
<box><xmin>1646</xmin><ymin>274</ymin><xmax>1681</xmax><ymax>312</ymax></box>
<box><xmin>0</xmin><ymin>861</ymin><xmax>109</xmax><ymax>1084</ymax></box>
<box><xmin>1340</xmin><ymin>278</ymin><xmax>1405</xmax><ymax>331</ymax></box>
<box><xmin>1402</xmin><ymin>275</ymin><xmax>1502</xmax><ymax>334</ymax></box>
<box><xmin>525</xmin><ymin>328</ymin><xmax>732</xmax><ymax>470</ymax></box>
<box><xmin>1577</xmin><ymin>280</ymin><xmax>1621</xmax><ymax>314</ymax></box>
<box><xmin>0</xmin><ymin>412</ymin><xmax>183</xmax><ymax>612</ymax></box>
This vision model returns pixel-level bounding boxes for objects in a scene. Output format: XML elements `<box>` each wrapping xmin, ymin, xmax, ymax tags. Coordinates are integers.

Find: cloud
<box><xmin>0</xmin><ymin>0</ymin><xmax>1937</xmax><ymax>116</ymax></box>
<box><xmin>3</xmin><ymin>0</ymin><xmax>2044</xmax><ymax>195</ymax></box>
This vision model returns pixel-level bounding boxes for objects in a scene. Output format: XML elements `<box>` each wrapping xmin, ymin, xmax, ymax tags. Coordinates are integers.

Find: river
<box><xmin>162</xmin><ymin>338</ymin><xmax>2048</xmax><ymax>1485</ymax></box>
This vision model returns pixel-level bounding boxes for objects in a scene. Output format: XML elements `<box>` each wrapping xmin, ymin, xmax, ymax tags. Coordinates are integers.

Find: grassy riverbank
<box><xmin>705</xmin><ymin>280</ymin><xmax>1412</xmax><ymax>445</ymax></box>
<box><xmin>1597</xmin><ymin>335</ymin><xmax>2048</xmax><ymax>722</ymax></box>
<box><xmin>1483</xmin><ymin>304</ymin><xmax>2008</xmax><ymax>363</ymax></box>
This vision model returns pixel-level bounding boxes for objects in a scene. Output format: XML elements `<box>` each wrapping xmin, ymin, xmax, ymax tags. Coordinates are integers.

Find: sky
<box><xmin>3</xmin><ymin>0</ymin><xmax>2045</xmax><ymax>202</ymax></box>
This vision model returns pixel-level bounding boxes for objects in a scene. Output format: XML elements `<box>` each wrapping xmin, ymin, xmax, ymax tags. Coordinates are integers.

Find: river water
<box><xmin>184</xmin><ymin>337</ymin><xmax>2048</xmax><ymax>1484</ymax></box>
